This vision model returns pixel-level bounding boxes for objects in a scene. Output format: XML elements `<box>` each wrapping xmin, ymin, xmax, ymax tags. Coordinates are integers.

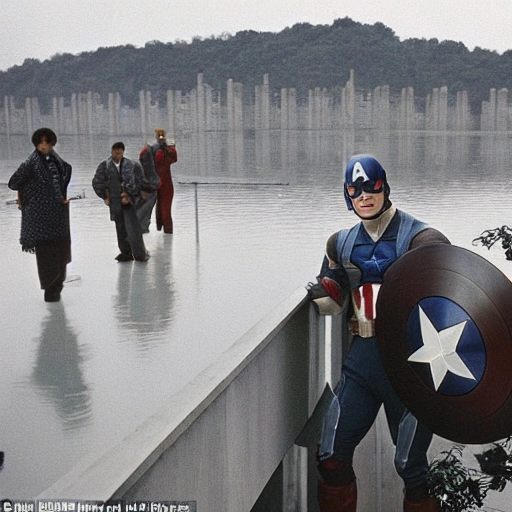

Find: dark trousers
<box><xmin>35</xmin><ymin>239</ymin><xmax>70</xmax><ymax>294</ymax></box>
<box><xmin>114</xmin><ymin>206</ymin><xmax>147</xmax><ymax>259</ymax></box>
<box><xmin>333</xmin><ymin>336</ymin><xmax>432</xmax><ymax>490</ymax></box>
<box><xmin>136</xmin><ymin>191</ymin><xmax>157</xmax><ymax>233</ymax></box>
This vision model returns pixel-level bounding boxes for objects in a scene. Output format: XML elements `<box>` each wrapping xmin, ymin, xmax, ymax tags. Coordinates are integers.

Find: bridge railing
<box><xmin>37</xmin><ymin>287</ymin><xmax>405</xmax><ymax>511</ymax></box>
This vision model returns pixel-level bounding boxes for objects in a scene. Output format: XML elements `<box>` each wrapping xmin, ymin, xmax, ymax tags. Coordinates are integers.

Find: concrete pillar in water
<box><xmin>313</xmin><ymin>87</ymin><xmax>321</xmax><ymax>129</ymax></box>
<box><xmin>346</xmin><ymin>69</ymin><xmax>355</xmax><ymax>129</ymax></box>
<box><xmin>25</xmin><ymin>97</ymin><xmax>33</xmax><ymax>135</ymax></box>
<box><xmin>431</xmin><ymin>88</ymin><xmax>439</xmax><ymax>130</ymax></box>
<box><xmin>407</xmin><ymin>87</ymin><xmax>415</xmax><ymax>130</ymax></box>
<box><xmin>58</xmin><ymin>97</ymin><xmax>65</xmax><ymax>134</ymax></box>
<box><xmin>31</xmin><ymin>98</ymin><xmax>41</xmax><ymax>132</ymax></box>
<box><xmin>288</xmin><ymin>88</ymin><xmax>297</xmax><ymax>130</ymax></box>
<box><xmin>4</xmin><ymin>96</ymin><xmax>11</xmax><ymax>136</ymax></box>
<box><xmin>166</xmin><ymin>90</ymin><xmax>176</xmax><ymax>137</ymax></box>
<box><xmin>196</xmin><ymin>73</ymin><xmax>205</xmax><ymax>133</ymax></box>
<box><xmin>227</xmin><ymin>78</ymin><xmax>234</xmax><ymax>131</ymax></box>
<box><xmin>399</xmin><ymin>88</ymin><xmax>407</xmax><ymax>130</ymax></box>
<box><xmin>70</xmin><ymin>94</ymin><xmax>78</xmax><ymax>135</ymax></box>
<box><xmin>340</xmin><ymin>88</ymin><xmax>347</xmax><ymax>128</ymax></box>
<box><xmin>108</xmin><ymin>92</ymin><xmax>120</xmax><ymax>136</ymax></box>
<box><xmin>480</xmin><ymin>101</ymin><xmax>490</xmax><ymax>131</ymax></box>
<box><xmin>261</xmin><ymin>74</ymin><xmax>270</xmax><ymax>130</ymax></box>
<box><xmin>371</xmin><ymin>86</ymin><xmax>380</xmax><ymax>129</ymax></box>
<box><xmin>86</xmin><ymin>91</ymin><xmax>93</xmax><ymax>135</ymax></box>
<box><xmin>496</xmin><ymin>88</ymin><xmax>508</xmax><ymax>131</ymax></box>
<box><xmin>233</xmin><ymin>82</ymin><xmax>243</xmax><ymax>131</ymax></box>
<box><xmin>52</xmin><ymin>97</ymin><xmax>59</xmax><ymax>133</ymax></box>
<box><xmin>383</xmin><ymin>85</ymin><xmax>391</xmax><ymax>130</ymax></box>
<box><xmin>308</xmin><ymin>89</ymin><xmax>313</xmax><ymax>130</ymax></box>
<box><xmin>204</xmin><ymin>83</ymin><xmax>214</xmax><ymax>131</ymax></box>
<box><xmin>145</xmin><ymin>90</ymin><xmax>153</xmax><ymax>134</ymax></box>
<box><xmin>400</xmin><ymin>87</ymin><xmax>415</xmax><ymax>130</ymax></box>
<box><xmin>309</xmin><ymin>88</ymin><xmax>324</xmax><ymax>130</ymax></box>
<box><xmin>175</xmin><ymin>91</ymin><xmax>182</xmax><ymax>133</ymax></box>
<box><xmin>372</xmin><ymin>85</ymin><xmax>390</xmax><ymax>130</ymax></box>
<box><xmin>77</xmin><ymin>93</ymin><xmax>85</xmax><ymax>134</ymax></box>
<box><xmin>281</xmin><ymin>88</ymin><xmax>288</xmax><ymax>130</ymax></box>
<box><xmin>253</xmin><ymin>84</ymin><xmax>260</xmax><ymax>131</ymax></box>
<box><xmin>139</xmin><ymin>90</ymin><xmax>147</xmax><ymax>136</ymax></box>
<box><xmin>488</xmin><ymin>88</ymin><xmax>497</xmax><ymax>131</ymax></box>
<box><xmin>439</xmin><ymin>86</ymin><xmax>448</xmax><ymax>131</ymax></box>
<box><xmin>340</xmin><ymin>70</ymin><xmax>356</xmax><ymax>129</ymax></box>
<box><xmin>322</xmin><ymin>87</ymin><xmax>329</xmax><ymax>129</ymax></box>
<box><xmin>323</xmin><ymin>88</ymin><xmax>332</xmax><ymax>129</ymax></box>
<box><xmin>456</xmin><ymin>90</ymin><xmax>470</xmax><ymax>131</ymax></box>
<box><xmin>188</xmin><ymin>88</ymin><xmax>198</xmax><ymax>132</ymax></box>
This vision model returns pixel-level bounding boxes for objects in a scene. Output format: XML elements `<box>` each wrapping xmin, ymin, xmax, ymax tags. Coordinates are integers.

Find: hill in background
<box><xmin>1</xmin><ymin>17</ymin><xmax>511</xmax><ymax>111</ymax></box>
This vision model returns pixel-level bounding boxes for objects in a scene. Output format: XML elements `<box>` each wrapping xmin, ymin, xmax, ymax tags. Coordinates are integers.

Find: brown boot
<box><xmin>403</xmin><ymin>495</ymin><xmax>439</xmax><ymax>511</ymax></box>
<box><xmin>318</xmin><ymin>480</ymin><xmax>357</xmax><ymax>512</ymax></box>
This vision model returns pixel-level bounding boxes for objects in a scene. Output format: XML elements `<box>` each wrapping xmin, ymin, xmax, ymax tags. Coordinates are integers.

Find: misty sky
<box><xmin>1</xmin><ymin>0</ymin><xmax>511</xmax><ymax>71</ymax></box>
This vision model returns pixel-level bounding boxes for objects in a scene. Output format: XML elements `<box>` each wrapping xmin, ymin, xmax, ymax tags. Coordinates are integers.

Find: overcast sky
<box><xmin>1</xmin><ymin>0</ymin><xmax>511</xmax><ymax>72</ymax></box>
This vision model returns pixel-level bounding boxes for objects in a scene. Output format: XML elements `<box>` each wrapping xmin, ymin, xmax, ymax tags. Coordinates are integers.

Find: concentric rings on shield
<box><xmin>405</xmin><ymin>296</ymin><xmax>486</xmax><ymax>396</ymax></box>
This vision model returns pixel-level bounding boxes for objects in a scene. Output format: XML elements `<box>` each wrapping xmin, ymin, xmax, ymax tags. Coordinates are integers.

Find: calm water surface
<box><xmin>0</xmin><ymin>130</ymin><xmax>511</xmax><ymax>497</ymax></box>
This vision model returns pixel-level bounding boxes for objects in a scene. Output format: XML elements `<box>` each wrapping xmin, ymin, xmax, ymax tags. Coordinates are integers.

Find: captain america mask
<box><xmin>344</xmin><ymin>155</ymin><xmax>390</xmax><ymax>211</ymax></box>
<box><xmin>346</xmin><ymin>178</ymin><xmax>384</xmax><ymax>199</ymax></box>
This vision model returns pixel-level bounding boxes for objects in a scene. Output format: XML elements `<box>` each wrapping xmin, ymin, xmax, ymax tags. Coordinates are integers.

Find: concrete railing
<box><xmin>36</xmin><ymin>286</ymin><xmax>415</xmax><ymax>511</ymax></box>
<box><xmin>37</xmin><ymin>287</ymin><xmax>320</xmax><ymax>509</ymax></box>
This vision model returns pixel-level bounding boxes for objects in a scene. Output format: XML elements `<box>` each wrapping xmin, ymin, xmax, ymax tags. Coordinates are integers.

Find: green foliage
<box><xmin>427</xmin><ymin>446</ymin><xmax>489</xmax><ymax>511</ymax></box>
<box><xmin>0</xmin><ymin>17</ymin><xmax>510</xmax><ymax>111</ymax></box>
<box><xmin>427</xmin><ymin>438</ymin><xmax>512</xmax><ymax>511</ymax></box>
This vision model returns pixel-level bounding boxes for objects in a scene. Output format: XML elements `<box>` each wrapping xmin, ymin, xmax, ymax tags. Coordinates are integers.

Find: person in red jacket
<box><xmin>139</xmin><ymin>128</ymin><xmax>178</xmax><ymax>234</ymax></box>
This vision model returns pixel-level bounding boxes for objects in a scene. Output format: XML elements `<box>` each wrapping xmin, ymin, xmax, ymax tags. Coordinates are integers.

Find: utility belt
<box><xmin>349</xmin><ymin>316</ymin><xmax>375</xmax><ymax>338</ymax></box>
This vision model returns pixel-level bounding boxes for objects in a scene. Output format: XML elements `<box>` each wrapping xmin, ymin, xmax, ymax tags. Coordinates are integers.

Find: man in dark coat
<box><xmin>92</xmin><ymin>142</ymin><xmax>148</xmax><ymax>262</ymax></box>
<box><xmin>9</xmin><ymin>127</ymin><xmax>72</xmax><ymax>302</ymax></box>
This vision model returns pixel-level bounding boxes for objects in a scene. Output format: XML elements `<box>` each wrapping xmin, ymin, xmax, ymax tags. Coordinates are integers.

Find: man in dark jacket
<box><xmin>9</xmin><ymin>127</ymin><xmax>72</xmax><ymax>302</ymax></box>
<box><xmin>92</xmin><ymin>142</ymin><xmax>148</xmax><ymax>262</ymax></box>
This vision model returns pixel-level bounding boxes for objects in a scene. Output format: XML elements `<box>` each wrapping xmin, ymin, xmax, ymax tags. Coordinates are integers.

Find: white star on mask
<box><xmin>407</xmin><ymin>305</ymin><xmax>476</xmax><ymax>391</ymax></box>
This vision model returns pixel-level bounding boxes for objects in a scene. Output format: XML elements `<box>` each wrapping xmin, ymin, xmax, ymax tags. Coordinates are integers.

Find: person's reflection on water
<box><xmin>114</xmin><ymin>236</ymin><xmax>176</xmax><ymax>351</ymax></box>
<box><xmin>31</xmin><ymin>302</ymin><xmax>92</xmax><ymax>431</ymax></box>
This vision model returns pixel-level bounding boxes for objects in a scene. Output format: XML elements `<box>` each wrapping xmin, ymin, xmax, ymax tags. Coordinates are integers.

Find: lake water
<box><xmin>1</xmin><ymin>129</ymin><xmax>512</xmax><ymax>498</ymax></box>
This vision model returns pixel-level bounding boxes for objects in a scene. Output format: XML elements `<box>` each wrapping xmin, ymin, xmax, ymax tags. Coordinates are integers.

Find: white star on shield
<box><xmin>407</xmin><ymin>305</ymin><xmax>476</xmax><ymax>391</ymax></box>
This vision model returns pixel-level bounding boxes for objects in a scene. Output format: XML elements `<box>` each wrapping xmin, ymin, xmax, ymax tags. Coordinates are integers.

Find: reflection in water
<box><xmin>2</xmin><ymin>129</ymin><xmax>512</xmax><ymax>498</ymax></box>
<box><xmin>481</xmin><ymin>133</ymin><xmax>510</xmax><ymax>179</ymax></box>
<box><xmin>228</xmin><ymin>130</ymin><xmax>244</xmax><ymax>176</ymax></box>
<box><xmin>255</xmin><ymin>130</ymin><xmax>271</xmax><ymax>173</ymax></box>
<box><xmin>114</xmin><ymin>236</ymin><xmax>175</xmax><ymax>351</ymax></box>
<box><xmin>31</xmin><ymin>303</ymin><xmax>92</xmax><ymax>432</ymax></box>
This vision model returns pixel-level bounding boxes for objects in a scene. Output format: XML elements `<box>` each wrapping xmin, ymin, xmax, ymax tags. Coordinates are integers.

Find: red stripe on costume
<box><xmin>321</xmin><ymin>277</ymin><xmax>342</xmax><ymax>305</ymax></box>
<box><xmin>363</xmin><ymin>283</ymin><xmax>374</xmax><ymax>319</ymax></box>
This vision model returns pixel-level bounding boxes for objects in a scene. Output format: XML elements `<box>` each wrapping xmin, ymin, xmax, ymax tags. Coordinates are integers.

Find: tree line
<box><xmin>1</xmin><ymin>17</ymin><xmax>511</xmax><ymax>113</ymax></box>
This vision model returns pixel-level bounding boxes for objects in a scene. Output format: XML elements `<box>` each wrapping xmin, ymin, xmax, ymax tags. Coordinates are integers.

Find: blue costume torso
<box><xmin>334</xmin><ymin>209</ymin><xmax>428</xmax><ymax>290</ymax></box>
<box><xmin>351</xmin><ymin>215</ymin><xmax>399</xmax><ymax>284</ymax></box>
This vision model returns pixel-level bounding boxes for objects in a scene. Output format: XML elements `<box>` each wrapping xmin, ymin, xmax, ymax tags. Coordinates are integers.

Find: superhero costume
<box><xmin>313</xmin><ymin>155</ymin><xmax>448</xmax><ymax>511</ymax></box>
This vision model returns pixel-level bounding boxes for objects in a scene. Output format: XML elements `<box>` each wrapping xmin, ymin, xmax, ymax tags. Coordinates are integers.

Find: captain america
<box><xmin>310</xmin><ymin>155</ymin><xmax>450</xmax><ymax>511</ymax></box>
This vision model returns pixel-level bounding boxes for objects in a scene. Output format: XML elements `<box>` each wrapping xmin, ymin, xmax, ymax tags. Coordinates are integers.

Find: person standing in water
<box><xmin>139</xmin><ymin>128</ymin><xmax>178</xmax><ymax>234</ymax></box>
<box><xmin>9</xmin><ymin>128</ymin><xmax>72</xmax><ymax>302</ymax></box>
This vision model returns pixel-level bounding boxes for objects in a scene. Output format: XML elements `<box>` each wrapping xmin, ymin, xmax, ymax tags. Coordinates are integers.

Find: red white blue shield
<box><xmin>376</xmin><ymin>244</ymin><xmax>512</xmax><ymax>443</ymax></box>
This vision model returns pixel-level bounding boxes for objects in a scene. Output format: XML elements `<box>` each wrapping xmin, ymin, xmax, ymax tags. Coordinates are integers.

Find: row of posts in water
<box><xmin>1</xmin><ymin>70</ymin><xmax>510</xmax><ymax>136</ymax></box>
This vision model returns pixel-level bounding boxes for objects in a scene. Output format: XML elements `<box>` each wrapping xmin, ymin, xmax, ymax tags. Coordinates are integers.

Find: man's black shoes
<box><xmin>115</xmin><ymin>253</ymin><xmax>134</xmax><ymax>262</ymax></box>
